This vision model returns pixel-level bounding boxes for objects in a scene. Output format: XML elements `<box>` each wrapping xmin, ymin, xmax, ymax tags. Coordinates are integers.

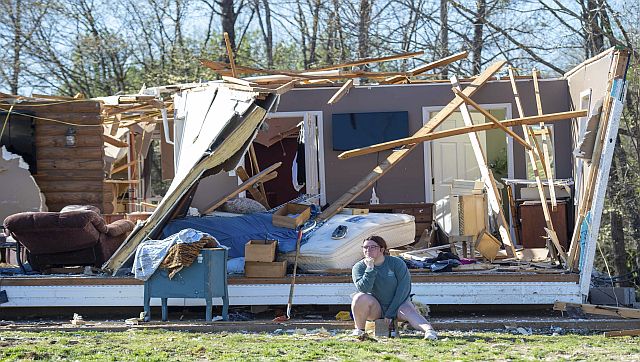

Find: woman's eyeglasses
<box><xmin>362</xmin><ymin>245</ymin><xmax>380</xmax><ymax>250</ymax></box>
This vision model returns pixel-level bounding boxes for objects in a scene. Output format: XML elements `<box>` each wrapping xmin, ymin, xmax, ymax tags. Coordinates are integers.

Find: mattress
<box><xmin>281</xmin><ymin>213</ymin><xmax>415</xmax><ymax>271</ymax></box>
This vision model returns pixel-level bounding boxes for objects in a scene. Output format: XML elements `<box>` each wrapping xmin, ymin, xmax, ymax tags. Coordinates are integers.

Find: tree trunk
<box><xmin>358</xmin><ymin>0</ymin><xmax>372</xmax><ymax>60</ymax></box>
<box><xmin>262</xmin><ymin>0</ymin><xmax>273</xmax><ymax>68</ymax></box>
<box><xmin>439</xmin><ymin>0</ymin><xmax>449</xmax><ymax>76</ymax></box>
<box><xmin>221</xmin><ymin>0</ymin><xmax>236</xmax><ymax>56</ymax></box>
<box><xmin>585</xmin><ymin>0</ymin><xmax>605</xmax><ymax>57</ymax></box>
<box><xmin>11</xmin><ymin>0</ymin><xmax>23</xmax><ymax>95</ymax></box>
<box><xmin>472</xmin><ymin>0</ymin><xmax>486</xmax><ymax>74</ymax></box>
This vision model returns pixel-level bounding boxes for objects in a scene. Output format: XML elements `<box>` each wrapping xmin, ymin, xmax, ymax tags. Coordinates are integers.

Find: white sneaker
<box><xmin>351</xmin><ymin>328</ymin><xmax>365</xmax><ymax>337</ymax></box>
<box><xmin>424</xmin><ymin>329</ymin><xmax>438</xmax><ymax>340</ymax></box>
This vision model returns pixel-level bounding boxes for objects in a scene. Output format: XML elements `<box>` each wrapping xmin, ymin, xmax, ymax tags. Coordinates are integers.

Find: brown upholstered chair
<box><xmin>3</xmin><ymin>210</ymin><xmax>134</xmax><ymax>272</ymax></box>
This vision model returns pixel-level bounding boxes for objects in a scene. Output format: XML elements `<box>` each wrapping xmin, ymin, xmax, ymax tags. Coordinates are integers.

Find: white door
<box><xmin>429</xmin><ymin>111</ymin><xmax>486</xmax><ymax>233</ymax></box>
<box><xmin>431</xmin><ymin>112</ymin><xmax>486</xmax><ymax>202</ymax></box>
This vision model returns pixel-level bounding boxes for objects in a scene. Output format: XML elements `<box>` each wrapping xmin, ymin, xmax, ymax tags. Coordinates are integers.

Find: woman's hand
<box><xmin>364</xmin><ymin>257</ymin><xmax>375</xmax><ymax>270</ymax></box>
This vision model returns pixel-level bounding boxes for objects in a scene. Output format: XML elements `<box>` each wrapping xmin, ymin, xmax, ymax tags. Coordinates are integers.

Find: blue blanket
<box><xmin>162</xmin><ymin>213</ymin><xmax>300</xmax><ymax>259</ymax></box>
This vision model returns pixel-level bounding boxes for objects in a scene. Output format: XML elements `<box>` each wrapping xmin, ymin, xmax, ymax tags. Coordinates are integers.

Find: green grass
<box><xmin>1</xmin><ymin>329</ymin><xmax>639</xmax><ymax>361</ymax></box>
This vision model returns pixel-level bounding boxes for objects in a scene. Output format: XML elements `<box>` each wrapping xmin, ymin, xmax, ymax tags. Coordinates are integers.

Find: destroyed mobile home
<box><xmin>0</xmin><ymin>48</ymin><xmax>631</xmax><ymax>310</ymax></box>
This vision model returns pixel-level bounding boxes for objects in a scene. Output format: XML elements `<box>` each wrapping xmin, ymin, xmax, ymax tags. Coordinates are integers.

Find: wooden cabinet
<box><xmin>517</xmin><ymin>201</ymin><xmax>569</xmax><ymax>249</ymax></box>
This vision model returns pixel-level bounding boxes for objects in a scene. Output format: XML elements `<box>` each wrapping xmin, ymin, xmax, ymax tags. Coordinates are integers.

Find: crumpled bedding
<box><xmin>161</xmin><ymin>212</ymin><xmax>301</xmax><ymax>259</ymax></box>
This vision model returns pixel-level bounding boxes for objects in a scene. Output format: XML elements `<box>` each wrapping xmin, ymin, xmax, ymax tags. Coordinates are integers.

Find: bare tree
<box><xmin>0</xmin><ymin>0</ymin><xmax>49</xmax><ymax>94</ymax></box>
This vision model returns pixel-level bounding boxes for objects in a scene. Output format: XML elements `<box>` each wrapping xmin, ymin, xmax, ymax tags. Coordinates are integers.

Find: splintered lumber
<box><xmin>508</xmin><ymin>67</ymin><xmax>565</xmax><ymax>264</ymax></box>
<box><xmin>200</xmin><ymin>59</ymin><xmax>411</xmax><ymax>80</ymax></box>
<box><xmin>318</xmin><ymin>61</ymin><xmax>507</xmax><ymax>221</ymax></box>
<box><xmin>533</xmin><ymin>68</ymin><xmax>557</xmax><ymax>210</ymax></box>
<box><xmin>223</xmin><ymin>32</ymin><xmax>237</xmax><ymax>78</ymax></box>
<box><xmin>381</xmin><ymin>51</ymin><xmax>469</xmax><ymax>84</ymax></box>
<box><xmin>249</xmin><ymin>145</ymin><xmax>270</xmax><ymax>209</ymax></box>
<box><xmin>103</xmin><ymin>101</ymin><xmax>272</xmax><ymax>274</ymax></box>
<box><xmin>235</xmin><ymin>166</ymin><xmax>277</xmax><ymax>208</ymax></box>
<box><xmin>103</xmin><ymin>134</ymin><xmax>128</xmax><ymax>148</ymax></box>
<box><xmin>202</xmin><ymin>162</ymin><xmax>281</xmax><ymax>215</ymax></box>
<box><xmin>337</xmin><ymin>110</ymin><xmax>586</xmax><ymax>160</ymax></box>
<box><xmin>312</xmin><ymin>51</ymin><xmax>424</xmax><ymax>71</ymax></box>
<box><xmin>409</xmin><ymin>51</ymin><xmax>469</xmax><ymax>76</ymax></box>
<box><xmin>451</xmin><ymin>87</ymin><xmax>532</xmax><ymax>150</ymax></box>
<box><xmin>327</xmin><ymin>79</ymin><xmax>354</xmax><ymax>105</ymax></box>
<box><xmin>554</xmin><ymin>301</ymin><xmax>640</xmax><ymax>319</ymax></box>
<box><xmin>452</xmin><ymin>76</ymin><xmax>515</xmax><ymax>257</ymax></box>
<box><xmin>604</xmin><ymin>330</ymin><xmax>640</xmax><ymax>337</ymax></box>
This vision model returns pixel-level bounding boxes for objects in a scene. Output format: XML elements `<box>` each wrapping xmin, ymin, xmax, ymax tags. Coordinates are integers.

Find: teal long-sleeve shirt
<box><xmin>351</xmin><ymin>256</ymin><xmax>411</xmax><ymax>319</ymax></box>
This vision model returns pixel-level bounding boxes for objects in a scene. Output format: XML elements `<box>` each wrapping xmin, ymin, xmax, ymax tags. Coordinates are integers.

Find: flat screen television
<box><xmin>332</xmin><ymin>111</ymin><xmax>409</xmax><ymax>151</ymax></box>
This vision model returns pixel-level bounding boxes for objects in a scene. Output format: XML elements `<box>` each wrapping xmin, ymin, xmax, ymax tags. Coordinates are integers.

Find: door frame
<box><xmin>265</xmin><ymin>111</ymin><xmax>327</xmax><ymax>206</ymax></box>
<box><xmin>421</xmin><ymin>103</ymin><xmax>514</xmax><ymax>203</ymax></box>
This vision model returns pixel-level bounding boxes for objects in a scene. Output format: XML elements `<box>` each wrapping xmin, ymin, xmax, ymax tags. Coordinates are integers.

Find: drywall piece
<box><xmin>0</xmin><ymin>146</ymin><xmax>46</xmax><ymax>223</ymax></box>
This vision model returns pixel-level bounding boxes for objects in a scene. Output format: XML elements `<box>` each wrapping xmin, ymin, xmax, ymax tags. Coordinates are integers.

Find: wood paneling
<box><xmin>20</xmin><ymin>101</ymin><xmax>108</xmax><ymax>212</ymax></box>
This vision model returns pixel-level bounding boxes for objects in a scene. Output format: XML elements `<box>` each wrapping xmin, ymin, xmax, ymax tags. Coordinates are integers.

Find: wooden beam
<box><xmin>223</xmin><ymin>32</ymin><xmax>237</xmax><ymax>78</ymax></box>
<box><xmin>452</xmin><ymin>76</ymin><xmax>516</xmax><ymax>257</ymax></box>
<box><xmin>235</xmin><ymin>166</ymin><xmax>272</xmax><ymax>208</ymax></box>
<box><xmin>338</xmin><ymin>110</ymin><xmax>586</xmax><ymax>160</ymax></box>
<box><xmin>311</xmin><ymin>51</ymin><xmax>424</xmax><ymax>71</ymax></box>
<box><xmin>409</xmin><ymin>51</ymin><xmax>469</xmax><ymax>76</ymax></box>
<box><xmin>451</xmin><ymin>87</ymin><xmax>532</xmax><ymax>150</ymax></box>
<box><xmin>327</xmin><ymin>79</ymin><xmax>354</xmax><ymax>105</ymax></box>
<box><xmin>604</xmin><ymin>330</ymin><xmax>640</xmax><ymax>337</ymax></box>
<box><xmin>202</xmin><ymin>162</ymin><xmax>281</xmax><ymax>214</ymax></box>
<box><xmin>554</xmin><ymin>301</ymin><xmax>640</xmax><ymax>319</ymax></box>
<box><xmin>249</xmin><ymin>145</ymin><xmax>270</xmax><ymax>209</ymax></box>
<box><xmin>103</xmin><ymin>133</ymin><xmax>128</xmax><ymax>148</ymax></box>
<box><xmin>533</xmin><ymin>68</ymin><xmax>557</xmax><ymax>210</ymax></box>
<box><xmin>508</xmin><ymin>67</ymin><xmax>565</xmax><ymax>264</ymax></box>
<box><xmin>110</xmin><ymin>160</ymin><xmax>136</xmax><ymax>176</ymax></box>
<box><xmin>318</xmin><ymin>60</ymin><xmax>507</xmax><ymax>221</ymax></box>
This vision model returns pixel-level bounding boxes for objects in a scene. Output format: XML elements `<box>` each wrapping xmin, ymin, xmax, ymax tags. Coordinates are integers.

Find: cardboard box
<box><xmin>474</xmin><ymin>231</ymin><xmax>501</xmax><ymax>262</ymax></box>
<box><xmin>244</xmin><ymin>260</ymin><xmax>287</xmax><ymax>278</ymax></box>
<box><xmin>245</xmin><ymin>240</ymin><xmax>277</xmax><ymax>262</ymax></box>
<box><xmin>272</xmin><ymin>203</ymin><xmax>311</xmax><ymax>229</ymax></box>
<box><xmin>339</xmin><ymin>208</ymin><xmax>369</xmax><ymax>215</ymax></box>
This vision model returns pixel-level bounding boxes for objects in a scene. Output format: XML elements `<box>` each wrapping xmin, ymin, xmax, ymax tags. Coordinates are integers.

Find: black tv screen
<box><xmin>332</xmin><ymin>111</ymin><xmax>409</xmax><ymax>151</ymax></box>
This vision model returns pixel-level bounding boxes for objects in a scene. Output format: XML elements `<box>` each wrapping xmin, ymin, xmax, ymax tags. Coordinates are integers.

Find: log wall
<box><xmin>2</xmin><ymin>100</ymin><xmax>110</xmax><ymax>213</ymax></box>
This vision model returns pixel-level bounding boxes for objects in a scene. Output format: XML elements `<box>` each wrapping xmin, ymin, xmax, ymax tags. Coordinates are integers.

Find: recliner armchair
<box><xmin>4</xmin><ymin>210</ymin><xmax>134</xmax><ymax>272</ymax></box>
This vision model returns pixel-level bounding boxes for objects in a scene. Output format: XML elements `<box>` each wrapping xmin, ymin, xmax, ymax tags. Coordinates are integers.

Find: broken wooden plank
<box><xmin>409</xmin><ymin>50</ymin><xmax>469</xmax><ymax>76</ymax></box>
<box><xmin>508</xmin><ymin>67</ymin><xmax>564</xmax><ymax>264</ymax></box>
<box><xmin>223</xmin><ymin>32</ymin><xmax>238</xmax><ymax>78</ymax></box>
<box><xmin>452</xmin><ymin>75</ymin><xmax>515</xmax><ymax>257</ymax></box>
<box><xmin>337</xmin><ymin>110</ymin><xmax>586</xmax><ymax>160</ymax></box>
<box><xmin>533</xmin><ymin>68</ymin><xmax>557</xmax><ymax>210</ymax></box>
<box><xmin>318</xmin><ymin>61</ymin><xmax>507</xmax><ymax>221</ymax></box>
<box><xmin>235</xmin><ymin>165</ymin><xmax>276</xmax><ymax>208</ymax></box>
<box><xmin>327</xmin><ymin>79</ymin><xmax>354</xmax><ymax>105</ymax></box>
<box><xmin>103</xmin><ymin>134</ymin><xmax>128</xmax><ymax>148</ymax></box>
<box><xmin>451</xmin><ymin>87</ymin><xmax>532</xmax><ymax>150</ymax></box>
<box><xmin>249</xmin><ymin>145</ymin><xmax>270</xmax><ymax>209</ymax></box>
<box><xmin>312</xmin><ymin>50</ymin><xmax>424</xmax><ymax>71</ymax></box>
<box><xmin>222</xmin><ymin>76</ymin><xmax>257</xmax><ymax>87</ymax></box>
<box><xmin>554</xmin><ymin>301</ymin><xmax>640</xmax><ymax>319</ymax></box>
<box><xmin>544</xmin><ymin>227</ymin><xmax>568</xmax><ymax>264</ymax></box>
<box><xmin>202</xmin><ymin>162</ymin><xmax>281</xmax><ymax>215</ymax></box>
